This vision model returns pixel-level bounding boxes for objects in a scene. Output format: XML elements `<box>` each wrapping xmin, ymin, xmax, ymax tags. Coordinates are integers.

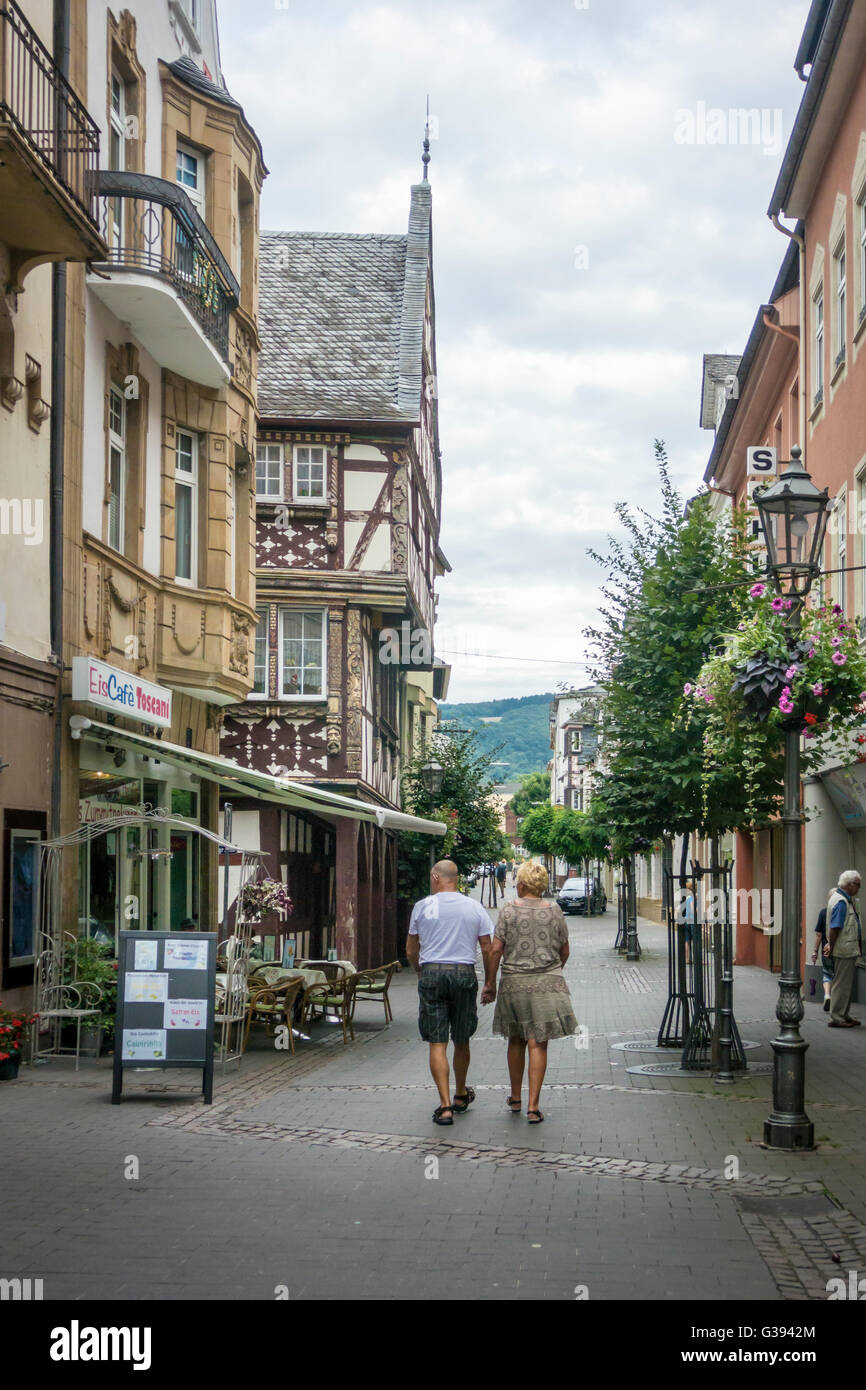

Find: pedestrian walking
<box><xmin>681</xmin><ymin>880</ymin><xmax>696</xmax><ymax>966</ymax></box>
<box><xmin>810</xmin><ymin>906</ymin><xmax>833</xmax><ymax>1012</ymax></box>
<box><xmin>496</xmin><ymin>860</ymin><xmax>507</xmax><ymax>898</ymax></box>
<box><xmin>481</xmin><ymin>860</ymin><xmax>577</xmax><ymax>1123</ymax></box>
<box><xmin>406</xmin><ymin>859</ymin><xmax>493</xmax><ymax>1125</ymax></box>
<box><xmin>826</xmin><ymin>870</ymin><xmax>863</xmax><ymax>1028</ymax></box>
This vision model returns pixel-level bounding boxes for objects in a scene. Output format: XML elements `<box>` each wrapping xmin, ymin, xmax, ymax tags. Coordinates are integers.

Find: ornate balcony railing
<box><xmin>92</xmin><ymin>170</ymin><xmax>239</xmax><ymax>365</ymax></box>
<box><xmin>0</xmin><ymin>0</ymin><xmax>100</xmax><ymax>221</ymax></box>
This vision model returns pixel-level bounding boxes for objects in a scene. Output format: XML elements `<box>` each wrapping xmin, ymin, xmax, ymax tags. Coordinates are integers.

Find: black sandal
<box><xmin>433</xmin><ymin>1105</ymin><xmax>454</xmax><ymax>1125</ymax></box>
<box><xmin>506</xmin><ymin>1096</ymin><xmax>521</xmax><ymax>1112</ymax></box>
<box><xmin>527</xmin><ymin>1109</ymin><xmax>544</xmax><ymax>1124</ymax></box>
<box><xmin>452</xmin><ymin>1087</ymin><xmax>476</xmax><ymax>1113</ymax></box>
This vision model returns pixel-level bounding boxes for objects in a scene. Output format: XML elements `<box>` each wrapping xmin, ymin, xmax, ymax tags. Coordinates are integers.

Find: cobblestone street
<box><xmin>3</xmin><ymin>900</ymin><xmax>866</xmax><ymax>1302</ymax></box>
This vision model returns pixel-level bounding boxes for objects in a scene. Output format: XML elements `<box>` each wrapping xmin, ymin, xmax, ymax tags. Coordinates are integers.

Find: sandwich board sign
<box><xmin>112</xmin><ymin>931</ymin><xmax>216</xmax><ymax>1104</ymax></box>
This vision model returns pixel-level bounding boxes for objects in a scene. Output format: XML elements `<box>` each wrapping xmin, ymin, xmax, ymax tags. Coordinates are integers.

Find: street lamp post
<box><xmin>420</xmin><ymin>758</ymin><xmax>444</xmax><ymax>870</ymax></box>
<box><xmin>755</xmin><ymin>446</ymin><xmax>830</xmax><ymax>1151</ymax></box>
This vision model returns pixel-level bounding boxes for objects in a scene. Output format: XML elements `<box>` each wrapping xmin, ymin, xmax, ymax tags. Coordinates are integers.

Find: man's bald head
<box><xmin>431</xmin><ymin>859</ymin><xmax>459</xmax><ymax>888</ymax></box>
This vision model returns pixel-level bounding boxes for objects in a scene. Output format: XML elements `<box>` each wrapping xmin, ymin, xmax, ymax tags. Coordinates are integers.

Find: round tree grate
<box><xmin>612</xmin><ymin>1039</ymin><xmax>762</xmax><ymax>1054</ymax></box>
<box><xmin>626</xmin><ymin>1061</ymin><xmax>774</xmax><ymax>1078</ymax></box>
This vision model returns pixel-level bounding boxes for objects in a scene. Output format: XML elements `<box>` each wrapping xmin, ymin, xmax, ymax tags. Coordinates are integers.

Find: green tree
<box><xmin>586</xmin><ymin>442</ymin><xmax>783</xmax><ymax>859</ymax></box>
<box><xmin>511</xmin><ymin>771</ymin><xmax>551</xmax><ymax>819</ymax></box>
<box><xmin>399</xmin><ymin>732</ymin><xmax>504</xmax><ymax>900</ymax></box>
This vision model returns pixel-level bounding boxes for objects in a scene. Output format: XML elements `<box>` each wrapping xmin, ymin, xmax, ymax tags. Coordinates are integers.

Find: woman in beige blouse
<box><xmin>481</xmin><ymin>861</ymin><xmax>577</xmax><ymax>1123</ymax></box>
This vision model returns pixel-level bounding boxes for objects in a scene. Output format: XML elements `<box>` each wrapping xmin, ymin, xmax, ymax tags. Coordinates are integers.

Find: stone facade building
<box><xmin>221</xmin><ymin>175</ymin><xmax>451</xmax><ymax>969</ymax></box>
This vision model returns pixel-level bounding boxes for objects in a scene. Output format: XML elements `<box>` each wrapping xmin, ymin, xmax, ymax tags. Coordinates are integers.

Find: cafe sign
<box><xmin>72</xmin><ymin>656</ymin><xmax>172</xmax><ymax>728</ymax></box>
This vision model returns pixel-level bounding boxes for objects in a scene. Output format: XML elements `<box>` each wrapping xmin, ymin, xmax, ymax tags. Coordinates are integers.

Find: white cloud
<box><xmin>218</xmin><ymin>0</ymin><xmax>813</xmax><ymax>701</ymax></box>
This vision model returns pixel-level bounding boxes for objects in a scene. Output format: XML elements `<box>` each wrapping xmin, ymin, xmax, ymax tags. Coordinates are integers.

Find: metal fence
<box><xmin>93</xmin><ymin>171</ymin><xmax>239</xmax><ymax>364</ymax></box>
<box><xmin>0</xmin><ymin>0</ymin><xmax>100</xmax><ymax>221</ymax></box>
<box><xmin>658</xmin><ymin>860</ymin><xmax>746</xmax><ymax>1074</ymax></box>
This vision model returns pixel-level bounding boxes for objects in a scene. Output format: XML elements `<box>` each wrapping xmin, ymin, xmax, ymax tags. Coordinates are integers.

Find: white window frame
<box><xmin>251</xmin><ymin>605</ymin><xmax>269</xmax><ymax>698</ymax></box>
<box><xmin>292</xmin><ymin>444</ymin><xmax>327</xmax><ymax>502</ymax></box>
<box><xmin>834</xmin><ymin>238</ymin><xmax>847</xmax><ymax>362</ymax></box>
<box><xmin>174</xmin><ymin>428</ymin><xmax>199</xmax><ymax>587</ymax></box>
<box><xmin>176</xmin><ymin>141</ymin><xmax>205</xmax><ymax>217</ymax></box>
<box><xmin>278</xmin><ymin>607</ymin><xmax>327</xmax><ymax>701</ymax></box>
<box><xmin>108</xmin><ymin>386</ymin><xmax>126</xmax><ymax>553</ymax></box>
<box><xmin>109</xmin><ymin>71</ymin><xmax>125</xmax><ymax>248</ymax></box>
<box><xmin>860</xmin><ymin>194</ymin><xmax>866</xmax><ymax>319</ymax></box>
<box><xmin>256</xmin><ymin>443</ymin><xmax>283</xmax><ymax>499</ymax></box>
<box><xmin>814</xmin><ymin>288</ymin><xmax>824</xmax><ymax>402</ymax></box>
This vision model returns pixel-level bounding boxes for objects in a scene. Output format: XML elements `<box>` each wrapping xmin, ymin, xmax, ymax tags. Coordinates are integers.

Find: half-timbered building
<box><xmin>221</xmin><ymin>172</ymin><xmax>450</xmax><ymax>968</ymax></box>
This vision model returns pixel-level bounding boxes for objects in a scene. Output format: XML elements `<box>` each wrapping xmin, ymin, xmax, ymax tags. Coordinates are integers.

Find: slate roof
<box><xmin>258</xmin><ymin>183</ymin><xmax>433</xmax><ymax>422</ymax></box>
<box><xmin>166</xmin><ymin>56</ymin><xmax>241</xmax><ymax>109</ymax></box>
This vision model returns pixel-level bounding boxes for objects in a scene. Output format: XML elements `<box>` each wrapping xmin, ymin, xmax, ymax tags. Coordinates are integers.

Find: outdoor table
<box><xmin>297</xmin><ymin>959</ymin><xmax>356</xmax><ymax>976</ymax></box>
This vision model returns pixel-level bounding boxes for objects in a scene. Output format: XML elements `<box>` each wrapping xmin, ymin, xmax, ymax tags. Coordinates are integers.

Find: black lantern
<box><xmin>420</xmin><ymin>758</ymin><xmax>443</xmax><ymax>796</ymax></box>
<box><xmin>754</xmin><ymin>446</ymin><xmax>830</xmax><ymax>597</ymax></box>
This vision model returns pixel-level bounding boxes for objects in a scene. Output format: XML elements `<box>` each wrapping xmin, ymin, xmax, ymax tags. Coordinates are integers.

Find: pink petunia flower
<box><xmin>832</xmin><ymin>652</ymin><xmax>847</xmax><ymax>665</ymax></box>
<box><xmin>812</xmin><ymin>682</ymin><xmax>825</xmax><ymax>696</ymax></box>
<box><xmin>750</xmin><ymin>583</ymin><xmax>766</xmax><ymax>598</ymax></box>
<box><xmin>831</xmin><ymin>636</ymin><xmax>842</xmax><ymax>646</ymax></box>
<box><xmin>785</xmin><ymin>666</ymin><xmax>797</xmax><ymax>680</ymax></box>
<box><xmin>683</xmin><ymin>683</ymin><xmax>693</xmax><ymax>695</ymax></box>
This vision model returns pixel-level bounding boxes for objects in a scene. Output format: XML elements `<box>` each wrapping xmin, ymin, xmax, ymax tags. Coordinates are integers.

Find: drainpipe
<box><xmin>49</xmin><ymin>0</ymin><xmax>70</xmax><ymax>838</ymax></box>
<box><xmin>770</xmin><ymin>214</ymin><xmax>806</xmax><ymax>463</ymax></box>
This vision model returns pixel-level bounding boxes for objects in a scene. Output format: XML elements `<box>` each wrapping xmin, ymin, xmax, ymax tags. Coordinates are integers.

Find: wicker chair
<box><xmin>301</xmin><ymin>974</ymin><xmax>358</xmax><ymax>1044</ymax></box>
<box><xmin>297</xmin><ymin>960</ymin><xmax>348</xmax><ymax>984</ymax></box>
<box><xmin>243</xmin><ymin>977</ymin><xmax>304</xmax><ymax>1054</ymax></box>
<box><xmin>350</xmin><ymin>961</ymin><xmax>399</xmax><ymax>1024</ymax></box>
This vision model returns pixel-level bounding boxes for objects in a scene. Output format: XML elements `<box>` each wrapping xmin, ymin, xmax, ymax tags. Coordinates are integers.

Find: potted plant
<box><xmin>238</xmin><ymin>877</ymin><xmax>294</xmax><ymax>925</ymax></box>
<box><xmin>0</xmin><ymin>1004</ymin><xmax>36</xmax><ymax>1079</ymax></box>
<box><xmin>62</xmin><ymin>938</ymin><xmax>119</xmax><ymax>1056</ymax></box>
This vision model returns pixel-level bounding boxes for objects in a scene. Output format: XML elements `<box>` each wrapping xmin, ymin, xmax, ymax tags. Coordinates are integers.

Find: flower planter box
<box><xmin>0</xmin><ymin>1054</ymin><xmax>21</xmax><ymax>1080</ymax></box>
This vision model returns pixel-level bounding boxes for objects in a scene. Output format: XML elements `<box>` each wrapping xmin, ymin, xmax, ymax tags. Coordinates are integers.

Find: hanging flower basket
<box><xmin>683</xmin><ymin>586</ymin><xmax>866</xmax><ymax>821</ymax></box>
<box><xmin>238</xmin><ymin>878</ymin><xmax>294</xmax><ymax>924</ymax></box>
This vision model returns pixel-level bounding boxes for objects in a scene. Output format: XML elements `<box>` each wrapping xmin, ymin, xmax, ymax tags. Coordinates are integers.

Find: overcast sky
<box><xmin>218</xmin><ymin>0</ymin><xmax>811</xmax><ymax>704</ymax></box>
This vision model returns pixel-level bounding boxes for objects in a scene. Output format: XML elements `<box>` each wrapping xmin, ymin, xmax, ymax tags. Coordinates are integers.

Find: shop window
<box><xmin>170</xmin><ymin>788</ymin><xmax>198</xmax><ymax>819</ymax></box>
<box><xmin>3</xmin><ymin>816</ymin><xmax>43</xmax><ymax>984</ymax></box>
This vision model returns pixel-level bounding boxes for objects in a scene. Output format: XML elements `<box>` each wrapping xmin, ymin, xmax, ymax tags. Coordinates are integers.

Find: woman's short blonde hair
<box><xmin>516</xmin><ymin>861</ymin><xmax>548</xmax><ymax>897</ymax></box>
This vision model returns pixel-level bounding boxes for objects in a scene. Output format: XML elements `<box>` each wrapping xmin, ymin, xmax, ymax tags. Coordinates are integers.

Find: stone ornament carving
<box><xmin>1</xmin><ymin>376</ymin><xmax>23</xmax><ymax>412</ymax></box>
<box><xmin>326</xmin><ymin>452</ymin><xmax>339</xmax><ymax>552</ymax></box>
<box><xmin>391</xmin><ymin>461</ymin><xmax>409</xmax><ymax>574</ymax></box>
<box><xmin>229</xmin><ymin>610</ymin><xmax>252</xmax><ymax>676</ymax></box>
<box><xmin>345</xmin><ymin>608</ymin><xmax>362</xmax><ymax>772</ymax></box>
<box><xmin>326</xmin><ymin>608</ymin><xmax>343</xmax><ymax>756</ymax></box>
<box><xmin>171</xmin><ymin>603</ymin><xmax>206</xmax><ymax>656</ymax></box>
<box><xmin>234</xmin><ymin>325</ymin><xmax>253</xmax><ymax>392</ymax></box>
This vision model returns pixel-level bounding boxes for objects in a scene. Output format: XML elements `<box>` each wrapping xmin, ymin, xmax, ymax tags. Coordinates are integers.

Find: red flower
<box><xmin>803</xmin><ymin>713</ymin><xmax>817</xmax><ymax>726</ymax></box>
<box><xmin>0</xmin><ymin>1052</ymin><xmax>9</xmax><ymax>1061</ymax></box>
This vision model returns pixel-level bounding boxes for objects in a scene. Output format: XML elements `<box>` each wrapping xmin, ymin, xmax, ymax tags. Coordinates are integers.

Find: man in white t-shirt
<box><xmin>406</xmin><ymin>859</ymin><xmax>493</xmax><ymax>1126</ymax></box>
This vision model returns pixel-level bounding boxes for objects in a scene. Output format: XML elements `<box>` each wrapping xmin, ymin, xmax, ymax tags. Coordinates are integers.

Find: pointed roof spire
<box><xmin>422</xmin><ymin>95</ymin><xmax>431</xmax><ymax>181</ymax></box>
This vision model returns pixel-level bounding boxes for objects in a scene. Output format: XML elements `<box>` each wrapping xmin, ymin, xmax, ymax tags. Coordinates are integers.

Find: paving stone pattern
<box><xmin>2</xmin><ymin>899</ymin><xmax>866</xmax><ymax>1301</ymax></box>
